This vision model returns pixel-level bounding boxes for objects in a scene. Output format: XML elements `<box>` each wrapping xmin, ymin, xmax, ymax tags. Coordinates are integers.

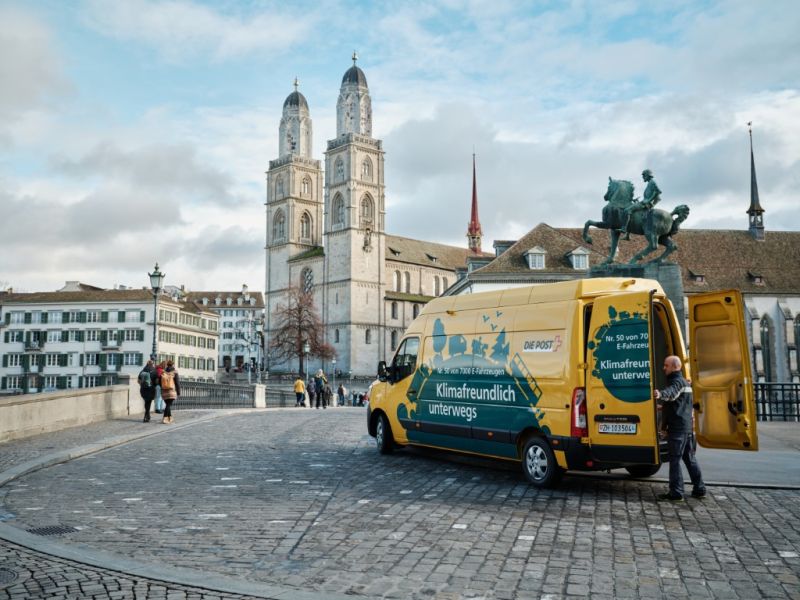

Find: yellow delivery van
<box><xmin>367</xmin><ymin>278</ymin><xmax>758</xmax><ymax>487</ymax></box>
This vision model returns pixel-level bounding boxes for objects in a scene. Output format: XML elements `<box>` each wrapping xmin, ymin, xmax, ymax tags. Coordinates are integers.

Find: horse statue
<box><xmin>582</xmin><ymin>177</ymin><xmax>690</xmax><ymax>265</ymax></box>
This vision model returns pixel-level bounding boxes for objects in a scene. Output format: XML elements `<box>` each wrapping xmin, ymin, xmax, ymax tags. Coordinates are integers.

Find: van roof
<box><xmin>423</xmin><ymin>278</ymin><xmax>665</xmax><ymax>315</ymax></box>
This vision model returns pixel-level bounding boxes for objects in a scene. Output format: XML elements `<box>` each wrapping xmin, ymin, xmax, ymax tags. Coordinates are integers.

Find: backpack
<box><xmin>138</xmin><ymin>369</ymin><xmax>151</xmax><ymax>388</ymax></box>
<box><xmin>161</xmin><ymin>371</ymin><xmax>176</xmax><ymax>392</ymax></box>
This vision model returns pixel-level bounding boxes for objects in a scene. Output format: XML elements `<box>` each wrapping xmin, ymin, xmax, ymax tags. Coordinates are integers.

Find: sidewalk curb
<box><xmin>0</xmin><ymin>410</ymin><xmax>369</xmax><ymax>600</ymax></box>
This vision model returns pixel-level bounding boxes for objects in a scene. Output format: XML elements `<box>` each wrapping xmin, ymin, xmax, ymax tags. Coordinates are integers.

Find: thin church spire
<box><xmin>747</xmin><ymin>122</ymin><xmax>765</xmax><ymax>240</ymax></box>
<box><xmin>467</xmin><ymin>153</ymin><xmax>483</xmax><ymax>254</ymax></box>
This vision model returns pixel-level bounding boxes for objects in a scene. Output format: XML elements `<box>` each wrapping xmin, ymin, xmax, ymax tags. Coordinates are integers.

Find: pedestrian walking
<box><xmin>154</xmin><ymin>361</ymin><xmax>165</xmax><ymax>414</ymax></box>
<box><xmin>138</xmin><ymin>360</ymin><xmax>156</xmax><ymax>422</ymax></box>
<box><xmin>307</xmin><ymin>377</ymin><xmax>316</xmax><ymax>408</ymax></box>
<box><xmin>654</xmin><ymin>355</ymin><xmax>706</xmax><ymax>502</ymax></box>
<box><xmin>294</xmin><ymin>376</ymin><xmax>306</xmax><ymax>407</ymax></box>
<box><xmin>158</xmin><ymin>359</ymin><xmax>181</xmax><ymax>424</ymax></box>
<box><xmin>337</xmin><ymin>383</ymin><xmax>346</xmax><ymax>407</ymax></box>
<box><xmin>314</xmin><ymin>369</ymin><xmax>328</xmax><ymax>409</ymax></box>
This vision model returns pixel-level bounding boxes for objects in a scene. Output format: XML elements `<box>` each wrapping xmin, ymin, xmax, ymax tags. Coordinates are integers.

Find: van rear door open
<box><xmin>586</xmin><ymin>290</ymin><xmax>660</xmax><ymax>465</ymax></box>
<box><xmin>688</xmin><ymin>290</ymin><xmax>758</xmax><ymax>451</ymax></box>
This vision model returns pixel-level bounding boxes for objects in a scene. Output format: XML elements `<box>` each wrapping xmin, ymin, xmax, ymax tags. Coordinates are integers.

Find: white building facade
<box><xmin>0</xmin><ymin>287</ymin><xmax>219</xmax><ymax>394</ymax></box>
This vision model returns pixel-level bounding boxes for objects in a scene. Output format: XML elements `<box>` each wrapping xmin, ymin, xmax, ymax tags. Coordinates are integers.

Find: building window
<box><xmin>123</xmin><ymin>353</ymin><xmax>140</xmax><ymax>366</ymax></box>
<box><xmin>46</xmin><ymin>354</ymin><xmax>59</xmax><ymax>367</ymax></box>
<box><xmin>275</xmin><ymin>176</ymin><xmax>284</xmax><ymax>198</ymax></box>
<box><xmin>86</xmin><ymin>353</ymin><xmax>99</xmax><ymax>366</ymax></box>
<box><xmin>434</xmin><ymin>276</ymin><xmax>440</xmax><ymax>296</ymax></box>
<box><xmin>47</xmin><ymin>330</ymin><xmax>60</xmax><ymax>343</ymax></box>
<box><xmin>86</xmin><ymin>330</ymin><xmax>99</xmax><ymax>342</ymax></box>
<box><xmin>9</xmin><ymin>311</ymin><xmax>24</xmax><ymax>324</ymax></box>
<box><xmin>413</xmin><ymin>304</ymin><xmax>420</xmax><ymax>318</ymax></box>
<box><xmin>360</xmin><ymin>195</ymin><xmax>373</xmax><ymax>226</ymax></box>
<box><xmin>273</xmin><ymin>209</ymin><xmax>286</xmax><ymax>241</ymax></box>
<box><xmin>760</xmin><ymin>316</ymin><xmax>774</xmax><ymax>382</ymax></box>
<box><xmin>7</xmin><ymin>330</ymin><xmax>22</xmax><ymax>342</ymax></box>
<box><xmin>301</xmin><ymin>268</ymin><xmax>314</xmax><ymax>294</ymax></box>
<box><xmin>86</xmin><ymin>311</ymin><xmax>99</xmax><ymax>323</ymax></box>
<box><xmin>84</xmin><ymin>376</ymin><xmax>99</xmax><ymax>388</ymax></box>
<box><xmin>335</xmin><ymin>157</ymin><xmax>344</xmax><ymax>181</ymax></box>
<box><xmin>335</xmin><ymin>329</ymin><xmax>340</xmax><ymax>343</ymax></box>
<box><xmin>571</xmin><ymin>253</ymin><xmax>589</xmax><ymax>270</ymax></box>
<box><xmin>393</xmin><ymin>271</ymin><xmax>401</xmax><ymax>292</ymax></box>
<box><xmin>365</xmin><ymin>329</ymin><xmax>372</xmax><ymax>344</ymax></box>
<box><xmin>391</xmin><ymin>302</ymin><xmax>398</xmax><ymax>319</ymax></box>
<box><xmin>7</xmin><ymin>354</ymin><xmax>21</xmax><ymax>367</ymax></box>
<box><xmin>525</xmin><ymin>248</ymin><xmax>546</xmax><ymax>270</ymax></box>
<box><xmin>300</xmin><ymin>212</ymin><xmax>312</xmax><ymax>241</ymax></box>
<box><xmin>48</xmin><ymin>311</ymin><xmax>62</xmax><ymax>324</ymax></box>
<box><xmin>391</xmin><ymin>330</ymin><xmax>398</xmax><ymax>351</ymax></box>
<box><xmin>43</xmin><ymin>376</ymin><xmax>57</xmax><ymax>391</ymax></box>
<box><xmin>333</xmin><ymin>194</ymin><xmax>345</xmax><ymax>226</ymax></box>
<box><xmin>404</xmin><ymin>272</ymin><xmax>411</xmax><ymax>294</ymax></box>
<box><xmin>362</xmin><ymin>157</ymin><xmax>373</xmax><ymax>181</ymax></box>
<box><xmin>302</xmin><ymin>177</ymin><xmax>311</xmax><ymax>196</ymax></box>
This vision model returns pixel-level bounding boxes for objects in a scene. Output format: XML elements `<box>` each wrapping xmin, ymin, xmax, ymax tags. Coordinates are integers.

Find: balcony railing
<box><xmin>24</xmin><ymin>341</ymin><xmax>43</xmax><ymax>351</ymax></box>
<box><xmin>755</xmin><ymin>382</ymin><xmax>800</xmax><ymax>422</ymax></box>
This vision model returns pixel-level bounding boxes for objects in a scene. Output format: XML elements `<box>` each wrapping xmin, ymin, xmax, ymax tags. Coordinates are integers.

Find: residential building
<box><xmin>0</xmin><ymin>284</ymin><xmax>219</xmax><ymax>394</ymax></box>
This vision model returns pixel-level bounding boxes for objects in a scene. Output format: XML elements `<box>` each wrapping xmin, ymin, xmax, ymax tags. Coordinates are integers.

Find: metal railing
<box><xmin>175</xmin><ymin>381</ymin><xmax>255</xmax><ymax>410</ymax></box>
<box><xmin>755</xmin><ymin>382</ymin><xmax>800</xmax><ymax>421</ymax></box>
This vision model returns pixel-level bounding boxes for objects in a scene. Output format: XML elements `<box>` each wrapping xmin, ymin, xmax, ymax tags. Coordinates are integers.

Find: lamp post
<box><xmin>302</xmin><ymin>340</ymin><xmax>310</xmax><ymax>379</ymax></box>
<box><xmin>148</xmin><ymin>263</ymin><xmax>165</xmax><ymax>362</ymax></box>
<box><xmin>331</xmin><ymin>358</ymin><xmax>337</xmax><ymax>392</ymax></box>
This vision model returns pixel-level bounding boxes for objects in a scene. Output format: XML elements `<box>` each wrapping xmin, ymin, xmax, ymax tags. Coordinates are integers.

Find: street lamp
<box><xmin>302</xmin><ymin>340</ymin><xmax>310</xmax><ymax>379</ymax></box>
<box><xmin>148</xmin><ymin>262</ymin><xmax>165</xmax><ymax>361</ymax></box>
<box><xmin>331</xmin><ymin>358</ymin><xmax>337</xmax><ymax>392</ymax></box>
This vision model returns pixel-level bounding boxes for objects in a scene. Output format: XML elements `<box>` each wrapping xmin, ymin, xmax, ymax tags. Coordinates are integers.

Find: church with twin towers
<box><xmin>264</xmin><ymin>55</ymin><xmax>486</xmax><ymax>376</ymax></box>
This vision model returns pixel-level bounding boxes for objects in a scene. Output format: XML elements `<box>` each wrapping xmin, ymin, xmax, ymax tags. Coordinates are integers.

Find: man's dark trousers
<box><xmin>667</xmin><ymin>429</ymin><xmax>705</xmax><ymax>498</ymax></box>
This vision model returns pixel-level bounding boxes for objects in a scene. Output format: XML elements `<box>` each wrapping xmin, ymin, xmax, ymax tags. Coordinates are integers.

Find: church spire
<box><xmin>747</xmin><ymin>122</ymin><xmax>765</xmax><ymax>240</ymax></box>
<box><xmin>467</xmin><ymin>153</ymin><xmax>483</xmax><ymax>254</ymax></box>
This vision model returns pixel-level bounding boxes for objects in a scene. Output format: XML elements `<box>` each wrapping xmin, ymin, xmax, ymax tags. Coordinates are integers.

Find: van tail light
<box><xmin>571</xmin><ymin>387</ymin><xmax>588</xmax><ymax>437</ymax></box>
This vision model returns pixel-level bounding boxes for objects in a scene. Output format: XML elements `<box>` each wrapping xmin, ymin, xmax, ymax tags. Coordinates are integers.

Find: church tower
<box><xmin>264</xmin><ymin>80</ymin><xmax>324</xmax><ymax>360</ymax></box>
<box><xmin>323</xmin><ymin>53</ymin><xmax>386</xmax><ymax>375</ymax></box>
<box><xmin>467</xmin><ymin>153</ymin><xmax>483</xmax><ymax>254</ymax></box>
<box><xmin>747</xmin><ymin>122</ymin><xmax>765</xmax><ymax>241</ymax></box>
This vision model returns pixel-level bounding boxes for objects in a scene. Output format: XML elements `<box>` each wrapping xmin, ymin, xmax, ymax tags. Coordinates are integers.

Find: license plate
<box><xmin>598</xmin><ymin>422</ymin><xmax>637</xmax><ymax>434</ymax></box>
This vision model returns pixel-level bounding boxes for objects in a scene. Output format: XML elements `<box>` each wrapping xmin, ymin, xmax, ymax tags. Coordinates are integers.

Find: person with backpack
<box><xmin>138</xmin><ymin>360</ymin><xmax>157</xmax><ymax>422</ymax></box>
<box><xmin>158</xmin><ymin>359</ymin><xmax>181</xmax><ymax>424</ymax></box>
<box><xmin>314</xmin><ymin>369</ymin><xmax>328</xmax><ymax>409</ymax></box>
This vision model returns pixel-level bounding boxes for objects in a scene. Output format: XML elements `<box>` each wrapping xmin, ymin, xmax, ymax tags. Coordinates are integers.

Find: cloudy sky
<box><xmin>2</xmin><ymin>0</ymin><xmax>798</xmax><ymax>293</ymax></box>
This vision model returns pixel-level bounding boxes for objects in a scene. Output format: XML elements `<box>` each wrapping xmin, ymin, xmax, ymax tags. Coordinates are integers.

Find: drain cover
<box><xmin>0</xmin><ymin>567</ymin><xmax>19</xmax><ymax>588</ymax></box>
<box><xmin>26</xmin><ymin>525</ymin><xmax>78</xmax><ymax>536</ymax></box>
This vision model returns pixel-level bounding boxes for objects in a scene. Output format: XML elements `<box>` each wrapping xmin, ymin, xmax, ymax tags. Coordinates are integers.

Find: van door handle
<box><xmin>408</xmin><ymin>389</ymin><xmax>417</xmax><ymax>396</ymax></box>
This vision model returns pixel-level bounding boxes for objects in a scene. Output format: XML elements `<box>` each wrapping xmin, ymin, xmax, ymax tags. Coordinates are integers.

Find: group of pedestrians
<box><xmin>293</xmin><ymin>370</ymin><xmax>350</xmax><ymax>409</ymax></box>
<box><xmin>138</xmin><ymin>359</ymin><xmax>181</xmax><ymax>424</ymax></box>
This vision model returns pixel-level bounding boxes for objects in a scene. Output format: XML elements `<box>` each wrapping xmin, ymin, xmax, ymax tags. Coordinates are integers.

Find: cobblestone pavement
<box><xmin>1</xmin><ymin>409</ymin><xmax>800</xmax><ymax>599</ymax></box>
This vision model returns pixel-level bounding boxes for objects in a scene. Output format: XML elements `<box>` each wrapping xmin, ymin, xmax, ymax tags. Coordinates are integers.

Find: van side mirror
<box><xmin>377</xmin><ymin>361</ymin><xmax>388</xmax><ymax>382</ymax></box>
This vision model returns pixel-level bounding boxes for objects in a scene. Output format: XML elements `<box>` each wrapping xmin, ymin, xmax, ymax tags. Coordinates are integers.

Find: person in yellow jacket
<box><xmin>294</xmin><ymin>376</ymin><xmax>306</xmax><ymax>407</ymax></box>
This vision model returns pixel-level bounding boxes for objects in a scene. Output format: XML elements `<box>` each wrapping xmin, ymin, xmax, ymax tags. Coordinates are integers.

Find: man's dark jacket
<box><xmin>659</xmin><ymin>371</ymin><xmax>693</xmax><ymax>432</ymax></box>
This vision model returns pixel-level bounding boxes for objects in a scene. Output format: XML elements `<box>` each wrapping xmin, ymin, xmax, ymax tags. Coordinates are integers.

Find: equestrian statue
<box><xmin>582</xmin><ymin>169</ymin><xmax>690</xmax><ymax>265</ymax></box>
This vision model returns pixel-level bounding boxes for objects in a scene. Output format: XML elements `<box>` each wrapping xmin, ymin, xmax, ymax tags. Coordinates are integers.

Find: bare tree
<box><xmin>269</xmin><ymin>286</ymin><xmax>334</xmax><ymax>376</ymax></box>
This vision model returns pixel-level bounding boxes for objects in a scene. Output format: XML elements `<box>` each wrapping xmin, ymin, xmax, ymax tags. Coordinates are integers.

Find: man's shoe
<box><xmin>657</xmin><ymin>492</ymin><xmax>684</xmax><ymax>502</ymax></box>
<box><xmin>143</xmin><ymin>414</ymin><xmax>150</xmax><ymax>423</ymax></box>
<box><xmin>691</xmin><ymin>489</ymin><xmax>707</xmax><ymax>499</ymax></box>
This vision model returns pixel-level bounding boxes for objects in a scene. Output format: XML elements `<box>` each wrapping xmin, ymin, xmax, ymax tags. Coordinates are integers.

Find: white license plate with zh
<box><xmin>598</xmin><ymin>422</ymin><xmax>637</xmax><ymax>434</ymax></box>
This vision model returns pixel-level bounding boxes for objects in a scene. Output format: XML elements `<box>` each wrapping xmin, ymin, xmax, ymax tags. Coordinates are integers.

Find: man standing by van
<box><xmin>654</xmin><ymin>355</ymin><xmax>706</xmax><ymax>502</ymax></box>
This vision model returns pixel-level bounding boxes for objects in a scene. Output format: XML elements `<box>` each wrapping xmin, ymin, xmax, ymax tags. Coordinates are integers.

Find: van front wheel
<box><xmin>521</xmin><ymin>437</ymin><xmax>563</xmax><ymax>488</ymax></box>
<box><xmin>375</xmin><ymin>413</ymin><xmax>394</xmax><ymax>455</ymax></box>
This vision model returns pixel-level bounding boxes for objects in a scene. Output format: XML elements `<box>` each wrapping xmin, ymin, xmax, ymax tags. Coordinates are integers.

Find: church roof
<box><xmin>385</xmin><ymin>234</ymin><xmax>492</xmax><ymax>271</ymax></box>
<box><xmin>342</xmin><ymin>65</ymin><xmax>368</xmax><ymax>87</ymax></box>
<box><xmin>473</xmin><ymin>224</ymin><xmax>800</xmax><ymax>294</ymax></box>
<box><xmin>283</xmin><ymin>90</ymin><xmax>309</xmax><ymax>111</ymax></box>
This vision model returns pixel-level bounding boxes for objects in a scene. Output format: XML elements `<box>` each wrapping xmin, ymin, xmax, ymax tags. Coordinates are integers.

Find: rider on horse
<box><xmin>621</xmin><ymin>169</ymin><xmax>661</xmax><ymax>240</ymax></box>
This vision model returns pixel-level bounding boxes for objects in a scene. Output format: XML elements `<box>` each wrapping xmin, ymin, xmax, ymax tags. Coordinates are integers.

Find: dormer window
<box><xmin>524</xmin><ymin>247</ymin><xmax>546</xmax><ymax>270</ymax></box>
<box><xmin>237</xmin><ymin>298</ymin><xmax>243</xmax><ymax>305</ymax></box>
<box><xmin>215</xmin><ymin>297</ymin><xmax>221</xmax><ymax>305</ymax></box>
<box><xmin>748</xmin><ymin>271</ymin><xmax>765</xmax><ymax>285</ymax></box>
<box><xmin>567</xmin><ymin>247</ymin><xmax>590</xmax><ymax>270</ymax></box>
<box><xmin>688</xmin><ymin>270</ymin><xmax>706</xmax><ymax>284</ymax></box>
<box><xmin>226</xmin><ymin>297</ymin><xmax>232</xmax><ymax>305</ymax></box>
<box><xmin>426</xmin><ymin>253</ymin><xmax>438</xmax><ymax>263</ymax></box>
<box><xmin>389</xmin><ymin>247</ymin><xmax>401</xmax><ymax>256</ymax></box>
<box><xmin>250</xmin><ymin>298</ymin><xmax>255</xmax><ymax>306</ymax></box>
<box><xmin>202</xmin><ymin>298</ymin><xmax>208</xmax><ymax>305</ymax></box>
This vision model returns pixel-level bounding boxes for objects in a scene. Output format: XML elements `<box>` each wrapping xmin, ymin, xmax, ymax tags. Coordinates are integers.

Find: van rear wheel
<box><xmin>521</xmin><ymin>437</ymin><xmax>563</xmax><ymax>488</ymax></box>
<box><xmin>625</xmin><ymin>464</ymin><xmax>662</xmax><ymax>478</ymax></box>
<box><xmin>375</xmin><ymin>413</ymin><xmax>394</xmax><ymax>454</ymax></box>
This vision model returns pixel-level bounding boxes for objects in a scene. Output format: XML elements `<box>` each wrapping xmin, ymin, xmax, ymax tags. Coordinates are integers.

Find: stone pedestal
<box><xmin>590</xmin><ymin>262</ymin><xmax>686</xmax><ymax>339</ymax></box>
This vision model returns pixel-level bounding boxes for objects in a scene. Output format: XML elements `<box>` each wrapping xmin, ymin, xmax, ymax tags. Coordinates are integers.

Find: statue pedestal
<box><xmin>589</xmin><ymin>262</ymin><xmax>685</xmax><ymax>340</ymax></box>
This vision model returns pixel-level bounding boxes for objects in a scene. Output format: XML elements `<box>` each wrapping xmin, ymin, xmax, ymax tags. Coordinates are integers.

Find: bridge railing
<box><xmin>175</xmin><ymin>381</ymin><xmax>255</xmax><ymax>410</ymax></box>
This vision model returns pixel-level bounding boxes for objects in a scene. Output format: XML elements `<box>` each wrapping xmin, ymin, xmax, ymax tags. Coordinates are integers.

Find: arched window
<box><xmin>434</xmin><ymin>276</ymin><xmax>440</xmax><ymax>296</ymax></box>
<box><xmin>275</xmin><ymin>176</ymin><xmax>284</xmax><ymax>198</ymax></box>
<box><xmin>333</xmin><ymin>194</ymin><xmax>345</xmax><ymax>226</ymax></box>
<box><xmin>391</xmin><ymin>302</ymin><xmax>398</xmax><ymax>319</ymax></box>
<box><xmin>301</xmin><ymin>267</ymin><xmax>313</xmax><ymax>294</ymax></box>
<box><xmin>360</xmin><ymin>194</ymin><xmax>373</xmax><ymax>226</ymax></box>
<box><xmin>391</xmin><ymin>330</ymin><xmax>398</xmax><ymax>351</ymax></box>
<box><xmin>302</xmin><ymin>177</ymin><xmax>311</xmax><ymax>196</ymax></box>
<box><xmin>393</xmin><ymin>270</ymin><xmax>401</xmax><ymax>292</ymax></box>
<box><xmin>365</xmin><ymin>329</ymin><xmax>372</xmax><ymax>345</ymax></box>
<box><xmin>300</xmin><ymin>212</ymin><xmax>312</xmax><ymax>241</ymax></box>
<box><xmin>335</xmin><ymin>329</ymin><xmax>340</xmax><ymax>343</ymax></box>
<box><xmin>404</xmin><ymin>272</ymin><xmax>411</xmax><ymax>293</ymax></box>
<box><xmin>442</xmin><ymin>277</ymin><xmax>448</xmax><ymax>292</ymax></box>
<box><xmin>362</xmin><ymin>157</ymin><xmax>372</xmax><ymax>181</ymax></box>
<box><xmin>760</xmin><ymin>315</ymin><xmax>773</xmax><ymax>382</ymax></box>
<box><xmin>335</xmin><ymin>157</ymin><xmax>344</xmax><ymax>181</ymax></box>
<box><xmin>412</xmin><ymin>304</ymin><xmax>420</xmax><ymax>318</ymax></box>
<box><xmin>272</xmin><ymin>209</ymin><xmax>286</xmax><ymax>241</ymax></box>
